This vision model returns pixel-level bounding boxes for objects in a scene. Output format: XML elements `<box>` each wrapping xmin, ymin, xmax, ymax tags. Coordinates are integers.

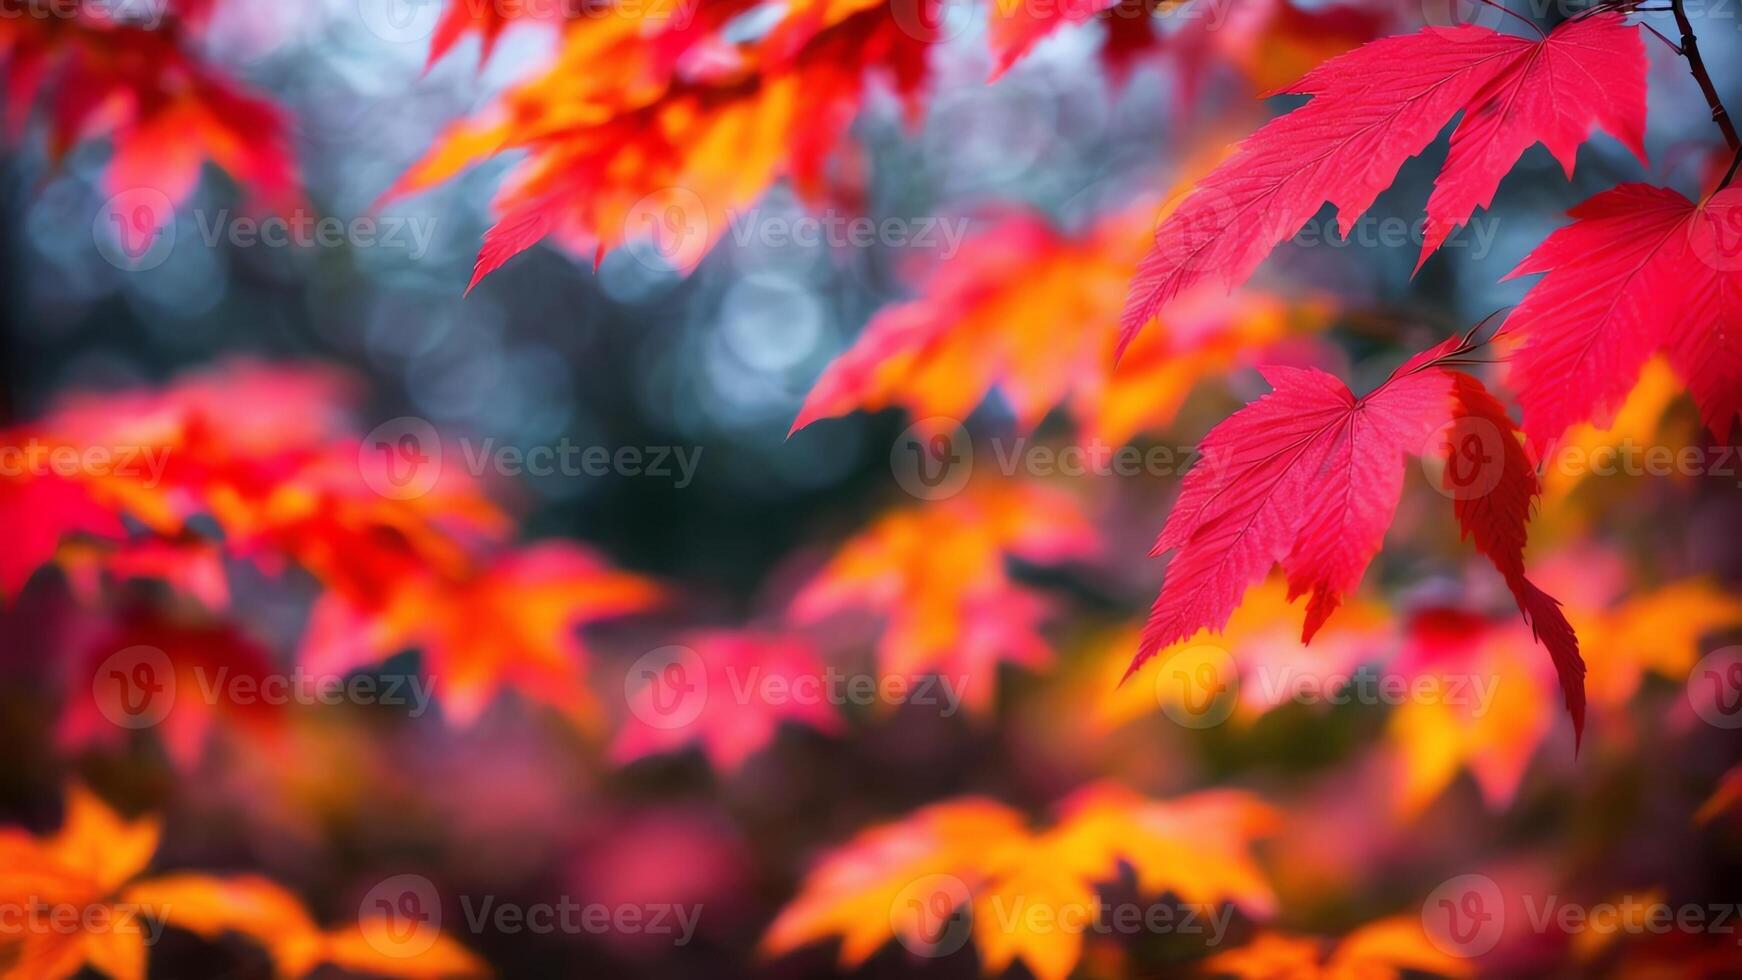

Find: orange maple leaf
<box><xmin>1089</xmin><ymin>573</ymin><xmax>1393</xmax><ymax>733</ymax></box>
<box><xmin>0</xmin><ymin>787</ymin><xmax>486</xmax><ymax>979</ymax></box>
<box><xmin>1205</xmin><ymin>915</ymin><xmax>1471</xmax><ymax>980</ymax></box>
<box><xmin>304</xmin><ymin>541</ymin><xmax>661</xmax><ymax>729</ymax></box>
<box><xmin>762</xmin><ymin>783</ymin><xmax>1278</xmax><ymax>980</ymax></box>
<box><xmin>129</xmin><ymin>875</ymin><xmax>488</xmax><ymax>979</ymax></box>
<box><xmin>789</xmin><ymin>481</ymin><xmax>1097</xmax><ymax>716</ymax></box>
<box><xmin>1387</xmin><ymin>550</ymin><xmax>1742</xmax><ymax>819</ymax></box>
<box><xmin>791</xmin><ymin>202</ymin><xmax>1331</xmax><ymax>443</ymax></box>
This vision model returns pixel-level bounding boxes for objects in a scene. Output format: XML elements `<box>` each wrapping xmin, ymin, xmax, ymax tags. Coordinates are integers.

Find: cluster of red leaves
<box><xmin>1128</xmin><ymin>331</ymin><xmax>1588</xmax><ymax>742</ymax></box>
<box><xmin>392</xmin><ymin>0</ymin><xmax>936</xmax><ymax>286</ymax></box>
<box><xmin>1122</xmin><ymin>14</ymin><xmax>1648</xmax><ymax>351</ymax></box>
<box><xmin>1505</xmin><ymin>184</ymin><xmax>1742</xmax><ymax>451</ymax></box>
<box><xmin>0</xmin><ymin>0</ymin><xmax>299</xmax><ymax>230</ymax></box>
<box><xmin>395</xmin><ymin>0</ymin><xmax>1401</xmax><ymax>284</ymax></box>
<box><xmin>1116</xmin><ymin>12</ymin><xmax>1742</xmax><ymax>744</ymax></box>
<box><xmin>2</xmin><ymin>362</ymin><xmax>658</xmax><ymax>763</ymax></box>
<box><xmin>6</xmin><ymin>362</ymin><xmax>1123</xmax><ymax>776</ymax></box>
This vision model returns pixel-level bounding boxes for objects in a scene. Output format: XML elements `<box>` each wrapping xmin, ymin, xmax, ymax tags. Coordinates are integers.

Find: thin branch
<box><xmin>1670</xmin><ymin>0</ymin><xmax>1741</xmax><ymax>153</ymax></box>
<box><xmin>1722</xmin><ymin>145</ymin><xmax>1742</xmax><ymax>191</ymax></box>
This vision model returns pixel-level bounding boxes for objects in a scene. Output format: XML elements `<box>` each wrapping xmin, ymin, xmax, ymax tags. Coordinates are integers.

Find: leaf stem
<box><xmin>1639</xmin><ymin>22</ymin><xmax>1681</xmax><ymax>55</ymax></box>
<box><xmin>1722</xmin><ymin>146</ymin><xmax>1742</xmax><ymax>192</ymax></box>
<box><xmin>1670</xmin><ymin>0</ymin><xmax>1740</xmax><ymax>155</ymax></box>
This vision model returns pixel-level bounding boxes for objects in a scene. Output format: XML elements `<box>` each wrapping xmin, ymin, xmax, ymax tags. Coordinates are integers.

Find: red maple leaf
<box><xmin>986</xmin><ymin>0</ymin><xmax>1123</xmax><ymax>80</ymax></box>
<box><xmin>2</xmin><ymin>18</ymin><xmax>302</xmax><ymax>230</ymax></box>
<box><xmin>1132</xmin><ymin>334</ymin><xmax>1585</xmax><ymax>742</ymax></box>
<box><xmin>1120</xmin><ymin>14</ymin><xmax>1647</xmax><ymax>355</ymax></box>
<box><xmin>57</xmin><ymin>609</ymin><xmax>285</xmax><ymax>768</ymax></box>
<box><xmin>0</xmin><ymin>468</ymin><xmax>125</xmax><ymax>603</ymax></box>
<box><xmin>1503</xmin><ymin>184</ymin><xmax>1742</xmax><ymax>452</ymax></box>
<box><xmin>610</xmin><ymin>630</ymin><xmax>842</xmax><ymax>772</ymax></box>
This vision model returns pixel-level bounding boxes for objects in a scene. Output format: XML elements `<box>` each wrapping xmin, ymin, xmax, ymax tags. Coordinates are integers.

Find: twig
<box><xmin>1670</xmin><ymin>0</ymin><xmax>1741</xmax><ymax>154</ymax></box>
